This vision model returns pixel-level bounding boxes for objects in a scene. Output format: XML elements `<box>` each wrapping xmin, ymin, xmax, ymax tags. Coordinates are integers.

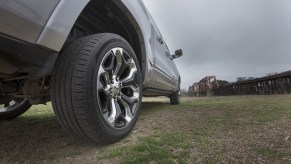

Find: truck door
<box><xmin>149</xmin><ymin>16</ymin><xmax>178</xmax><ymax>90</ymax></box>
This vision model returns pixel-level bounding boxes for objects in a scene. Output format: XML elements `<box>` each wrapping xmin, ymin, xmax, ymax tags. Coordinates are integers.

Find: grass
<box><xmin>99</xmin><ymin>133</ymin><xmax>190</xmax><ymax>164</ymax></box>
<box><xmin>0</xmin><ymin>95</ymin><xmax>291</xmax><ymax>163</ymax></box>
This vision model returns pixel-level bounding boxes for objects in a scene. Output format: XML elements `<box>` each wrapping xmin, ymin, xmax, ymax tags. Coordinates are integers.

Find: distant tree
<box><xmin>217</xmin><ymin>80</ymin><xmax>229</xmax><ymax>86</ymax></box>
<box><xmin>266</xmin><ymin>72</ymin><xmax>278</xmax><ymax>76</ymax></box>
<box><xmin>237</xmin><ymin>77</ymin><xmax>247</xmax><ymax>82</ymax></box>
<box><xmin>246</xmin><ymin>77</ymin><xmax>256</xmax><ymax>80</ymax></box>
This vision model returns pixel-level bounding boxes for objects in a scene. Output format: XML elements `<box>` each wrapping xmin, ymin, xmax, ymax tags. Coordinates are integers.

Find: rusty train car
<box><xmin>189</xmin><ymin>70</ymin><xmax>291</xmax><ymax>96</ymax></box>
<box><xmin>189</xmin><ymin>76</ymin><xmax>220</xmax><ymax>96</ymax></box>
<box><xmin>213</xmin><ymin>71</ymin><xmax>291</xmax><ymax>96</ymax></box>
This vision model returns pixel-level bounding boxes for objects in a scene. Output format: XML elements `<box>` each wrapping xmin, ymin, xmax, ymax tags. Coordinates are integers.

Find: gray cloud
<box><xmin>143</xmin><ymin>0</ymin><xmax>291</xmax><ymax>89</ymax></box>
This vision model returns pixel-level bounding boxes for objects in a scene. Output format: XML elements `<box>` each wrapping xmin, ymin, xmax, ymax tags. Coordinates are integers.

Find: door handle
<box><xmin>156</xmin><ymin>36</ymin><xmax>164</xmax><ymax>44</ymax></box>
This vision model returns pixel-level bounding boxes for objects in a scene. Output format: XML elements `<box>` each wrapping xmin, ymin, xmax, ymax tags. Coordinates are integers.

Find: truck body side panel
<box><xmin>0</xmin><ymin>0</ymin><xmax>60</xmax><ymax>43</ymax></box>
<box><xmin>36</xmin><ymin>0</ymin><xmax>89</xmax><ymax>51</ymax></box>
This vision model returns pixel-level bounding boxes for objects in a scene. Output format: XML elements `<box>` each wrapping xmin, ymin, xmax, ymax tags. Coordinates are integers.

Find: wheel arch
<box><xmin>37</xmin><ymin>0</ymin><xmax>147</xmax><ymax>80</ymax></box>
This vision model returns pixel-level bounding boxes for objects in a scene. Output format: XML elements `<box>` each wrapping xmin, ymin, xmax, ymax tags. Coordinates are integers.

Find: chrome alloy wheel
<box><xmin>97</xmin><ymin>48</ymin><xmax>140</xmax><ymax>129</ymax></box>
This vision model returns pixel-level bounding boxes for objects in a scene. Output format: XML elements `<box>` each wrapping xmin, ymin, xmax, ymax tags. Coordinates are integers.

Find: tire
<box><xmin>51</xmin><ymin>33</ymin><xmax>143</xmax><ymax>144</ymax></box>
<box><xmin>0</xmin><ymin>99</ymin><xmax>32</xmax><ymax>120</ymax></box>
<box><xmin>170</xmin><ymin>83</ymin><xmax>181</xmax><ymax>105</ymax></box>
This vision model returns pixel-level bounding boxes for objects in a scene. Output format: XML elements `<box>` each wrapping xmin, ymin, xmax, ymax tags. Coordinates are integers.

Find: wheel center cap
<box><xmin>110</xmin><ymin>80</ymin><xmax>121</xmax><ymax>98</ymax></box>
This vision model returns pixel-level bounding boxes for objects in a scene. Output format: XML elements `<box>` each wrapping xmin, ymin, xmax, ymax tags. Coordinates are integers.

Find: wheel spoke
<box><xmin>121</xmin><ymin>72</ymin><xmax>138</xmax><ymax>88</ymax></box>
<box><xmin>106</xmin><ymin>99</ymin><xmax>122</xmax><ymax>126</ymax></box>
<box><xmin>121</xmin><ymin>93</ymin><xmax>139</xmax><ymax>116</ymax></box>
<box><xmin>121</xmin><ymin>59</ymin><xmax>137</xmax><ymax>83</ymax></box>
<box><xmin>112</xmin><ymin>48</ymin><xmax>122</xmax><ymax>76</ymax></box>
<box><xmin>118</xmin><ymin>98</ymin><xmax>133</xmax><ymax>123</ymax></box>
<box><xmin>112</xmin><ymin>48</ymin><xmax>129</xmax><ymax>77</ymax></box>
<box><xmin>121</xmin><ymin>93</ymin><xmax>138</xmax><ymax>105</ymax></box>
<box><xmin>102</xmin><ymin>51</ymin><xmax>115</xmax><ymax>76</ymax></box>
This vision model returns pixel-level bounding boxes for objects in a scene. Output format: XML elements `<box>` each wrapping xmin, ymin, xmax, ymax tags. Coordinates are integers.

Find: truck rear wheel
<box><xmin>51</xmin><ymin>33</ymin><xmax>142</xmax><ymax>144</ymax></box>
<box><xmin>170</xmin><ymin>84</ymin><xmax>181</xmax><ymax>105</ymax></box>
<box><xmin>0</xmin><ymin>99</ymin><xmax>31</xmax><ymax>120</ymax></box>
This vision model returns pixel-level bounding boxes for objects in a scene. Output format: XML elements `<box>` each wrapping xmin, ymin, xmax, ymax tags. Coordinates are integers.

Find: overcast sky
<box><xmin>143</xmin><ymin>0</ymin><xmax>291</xmax><ymax>89</ymax></box>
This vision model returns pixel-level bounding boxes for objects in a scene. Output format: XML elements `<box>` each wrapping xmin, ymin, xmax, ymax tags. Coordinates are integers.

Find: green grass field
<box><xmin>0</xmin><ymin>95</ymin><xmax>291</xmax><ymax>163</ymax></box>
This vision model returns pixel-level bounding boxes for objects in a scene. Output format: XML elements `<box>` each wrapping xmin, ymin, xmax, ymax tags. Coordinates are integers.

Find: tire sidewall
<box><xmin>176</xmin><ymin>84</ymin><xmax>181</xmax><ymax>104</ymax></box>
<box><xmin>177</xmin><ymin>84</ymin><xmax>181</xmax><ymax>102</ymax></box>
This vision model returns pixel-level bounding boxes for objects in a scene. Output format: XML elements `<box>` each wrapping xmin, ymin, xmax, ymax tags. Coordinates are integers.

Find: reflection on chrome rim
<box><xmin>97</xmin><ymin>47</ymin><xmax>140</xmax><ymax>129</ymax></box>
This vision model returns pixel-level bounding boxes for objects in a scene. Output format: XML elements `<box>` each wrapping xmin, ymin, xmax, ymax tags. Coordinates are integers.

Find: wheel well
<box><xmin>63</xmin><ymin>0</ymin><xmax>146</xmax><ymax>79</ymax></box>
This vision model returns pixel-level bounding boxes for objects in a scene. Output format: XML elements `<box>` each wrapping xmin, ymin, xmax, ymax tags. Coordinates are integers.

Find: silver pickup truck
<box><xmin>0</xmin><ymin>0</ymin><xmax>182</xmax><ymax>143</ymax></box>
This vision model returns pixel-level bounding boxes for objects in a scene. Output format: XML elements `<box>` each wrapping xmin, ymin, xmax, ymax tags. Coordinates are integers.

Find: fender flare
<box><xmin>36</xmin><ymin>0</ymin><xmax>147</xmax><ymax>80</ymax></box>
<box><xmin>36</xmin><ymin>0</ymin><xmax>90</xmax><ymax>51</ymax></box>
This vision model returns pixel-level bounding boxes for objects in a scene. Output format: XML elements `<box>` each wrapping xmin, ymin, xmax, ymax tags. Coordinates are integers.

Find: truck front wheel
<box><xmin>51</xmin><ymin>33</ymin><xmax>142</xmax><ymax>144</ymax></box>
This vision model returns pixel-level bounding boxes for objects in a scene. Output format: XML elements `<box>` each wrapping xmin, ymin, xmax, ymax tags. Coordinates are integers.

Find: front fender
<box><xmin>36</xmin><ymin>0</ymin><xmax>89</xmax><ymax>52</ymax></box>
<box><xmin>0</xmin><ymin>0</ymin><xmax>60</xmax><ymax>43</ymax></box>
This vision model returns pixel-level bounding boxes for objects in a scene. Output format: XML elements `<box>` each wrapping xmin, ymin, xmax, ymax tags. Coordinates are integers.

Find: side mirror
<box><xmin>172</xmin><ymin>49</ymin><xmax>183</xmax><ymax>59</ymax></box>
